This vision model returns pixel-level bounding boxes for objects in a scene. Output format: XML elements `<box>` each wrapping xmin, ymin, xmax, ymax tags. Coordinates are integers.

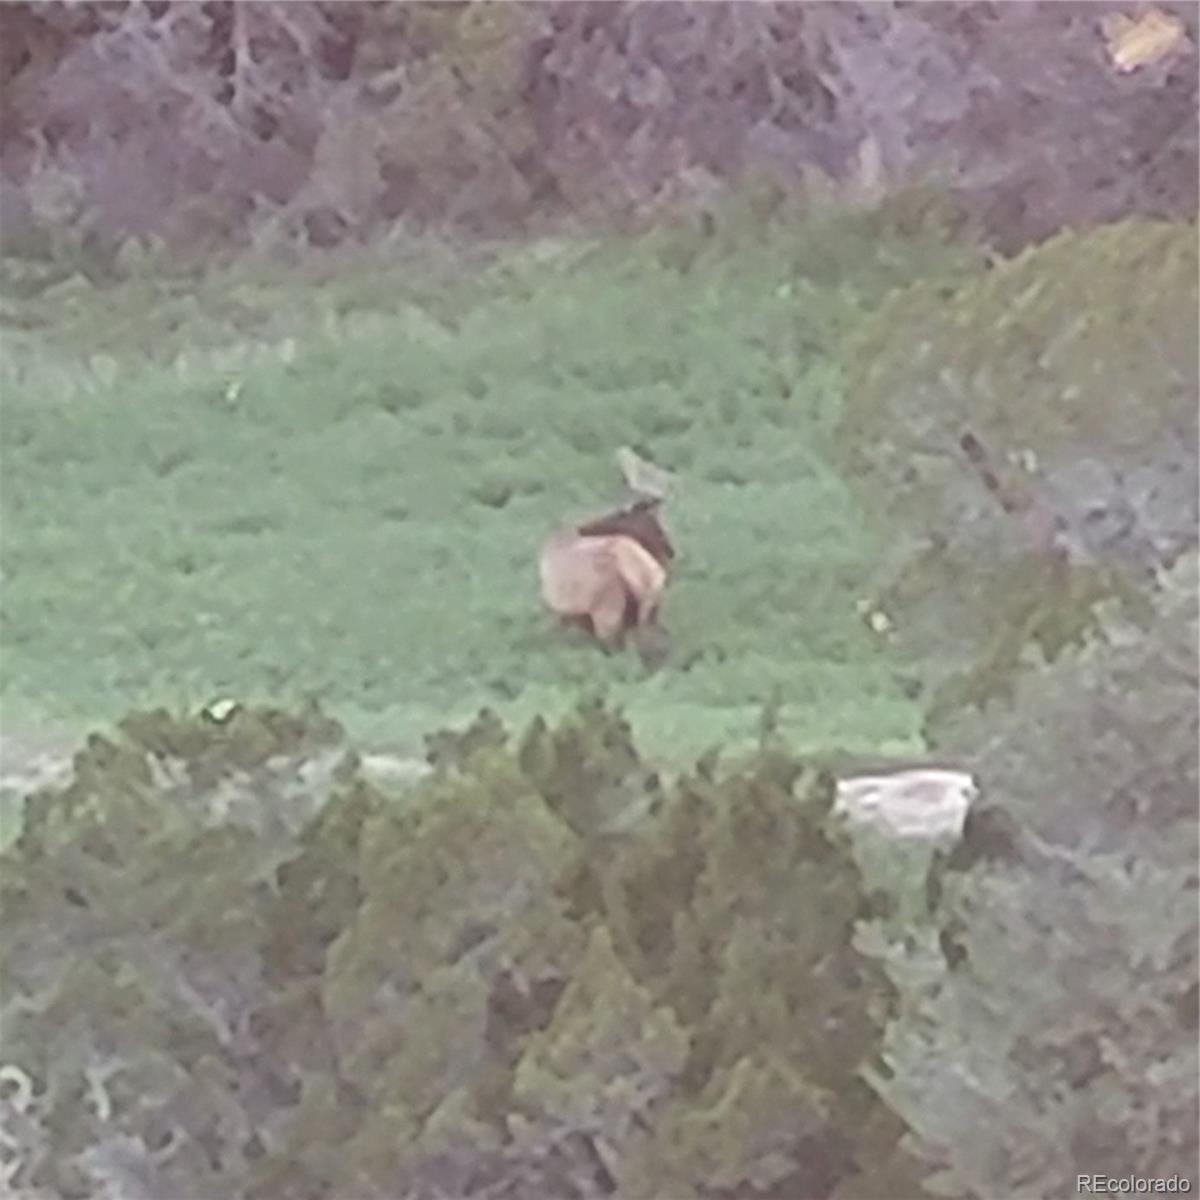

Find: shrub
<box><xmin>1</xmin><ymin>696</ymin><xmax>916</xmax><ymax>1200</ymax></box>
<box><xmin>834</xmin><ymin>218</ymin><xmax>1198</xmax><ymax>714</ymax></box>
<box><xmin>861</xmin><ymin>551</ymin><xmax>1199</xmax><ymax>1197</ymax></box>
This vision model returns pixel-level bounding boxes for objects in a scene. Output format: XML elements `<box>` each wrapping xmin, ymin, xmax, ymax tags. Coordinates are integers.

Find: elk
<box><xmin>538</xmin><ymin>496</ymin><xmax>675</xmax><ymax>665</ymax></box>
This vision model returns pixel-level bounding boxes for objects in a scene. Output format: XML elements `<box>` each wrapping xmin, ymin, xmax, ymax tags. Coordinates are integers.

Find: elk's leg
<box><xmin>557</xmin><ymin>614</ymin><xmax>593</xmax><ymax>644</ymax></box>
<box><xmin>633</xmin><ymin>616</ymin><xmax>670</xmax><ymax>668</ymax></box>
<box><xmin>591</xmin><ymin>579</ymin><xmax>630</xmax><ymax>649</ymax></box>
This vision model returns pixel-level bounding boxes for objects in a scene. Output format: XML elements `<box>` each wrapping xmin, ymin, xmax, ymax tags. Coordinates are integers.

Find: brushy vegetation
<box><xmin>0</xmin><ymin>205</ymin><xmax>979</xmax><ymax>763</ymax></box>
<box><xmin>871</xmin><ymin>548</ymin><xmax>1199</xmax><ymax>1199</ymax></box>
<box><xmin>835</xmin><ymin>217</ymin><xmax>1199</xmax><ymax>719</ymax></box>
<box><xmin>2</xmin><ymin>2</ymin><xmax>1195</xmax><ymax>259</ymax></box>
<box><xmin>0</xmin><ymin>695</ymin><xmax>925</xmax><ymax>1200</ymax></box>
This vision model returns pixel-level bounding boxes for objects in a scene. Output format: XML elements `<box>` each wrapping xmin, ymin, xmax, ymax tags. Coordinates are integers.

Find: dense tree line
<box><xmin>1</xmin><ymin>1</ymin><xmax>1196</xmax><ymax>261</ymax></box>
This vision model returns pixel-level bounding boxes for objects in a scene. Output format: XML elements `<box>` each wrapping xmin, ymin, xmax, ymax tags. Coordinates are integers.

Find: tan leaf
<box><xmin>1101</xmin><ymin>7</ymin><xmax>1190</xmax><ymax>73</ymax></box>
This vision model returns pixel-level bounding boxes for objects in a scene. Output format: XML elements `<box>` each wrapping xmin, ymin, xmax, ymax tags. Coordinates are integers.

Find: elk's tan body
<box><xmin>539</xmin><ymin>528</ymin><xmax>666</xmax><ymax>646</ymax></box>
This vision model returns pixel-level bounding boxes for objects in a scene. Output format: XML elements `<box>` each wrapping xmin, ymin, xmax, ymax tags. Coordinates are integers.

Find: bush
<box><xmin>834</xmin><ymin>218</ymin><xmax>1198</xmax><ymax>714</ymax></box>
<box><xmin>861</xmin><ymin>551</ymin><xmax>1199</xmax><ymax>1198</ymax></box>
<box><xmin>1</xmin><ymin>697</ymin><xmax>919</xmax><ymax>1200</ymax></box>
<box><xmin>1</xmin><ymin>699</ymin><xmax>358</xmax><ymax>1200</ymax></box>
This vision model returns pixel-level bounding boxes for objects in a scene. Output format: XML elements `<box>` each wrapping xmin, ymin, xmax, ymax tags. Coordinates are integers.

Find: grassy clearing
<box><xmin>0</xmin><ymin>211</ymin><xmax>979</xmax><ymax>767</ymax></box>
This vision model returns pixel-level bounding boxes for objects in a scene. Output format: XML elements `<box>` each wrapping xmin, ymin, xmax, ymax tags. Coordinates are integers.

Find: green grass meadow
<box><xmin>0</xmin><ymin>214</ymin><xmax>976</xmax><ymax>766</ymax></box>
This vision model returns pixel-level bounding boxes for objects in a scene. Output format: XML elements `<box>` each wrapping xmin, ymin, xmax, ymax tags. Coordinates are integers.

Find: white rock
<box><xmin>359</xmin><ymin>754</ymin><xmax>431</xmax><ymax>790</ymax></box>
<box><xmin>834</xmin><ymin>768</ymin><xmax>977</xmax><ymax>840</ymax></box>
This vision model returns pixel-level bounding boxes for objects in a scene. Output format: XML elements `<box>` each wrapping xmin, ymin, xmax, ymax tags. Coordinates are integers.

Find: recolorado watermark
<box><xmin>1078</xmin><ymin>1176</ymin><xmax>1193</xmax><ymax>1195</ymax></box>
